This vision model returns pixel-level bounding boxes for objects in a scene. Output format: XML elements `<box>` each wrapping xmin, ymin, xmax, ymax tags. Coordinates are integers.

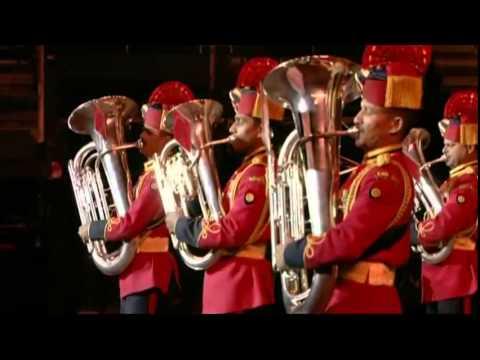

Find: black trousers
<box><xmin>242</xmin><ymin>304</ymin><xmax>280</xmax><ymax>315</ymax></box>
<box><xmin>120</xmin><ymin>289</ymin><xmax>165</xmax><ymax>314</ymax></box>
<box><xmin>120</xmin><ymin>281</ymin><xmax>181</xmax><ymax>315</ymax></box>
<box><xmin>395</xmin><ymin>252</ymin><xmax>425</xmax><ymax>314</ymax></box>
<box><xmin>425</xmin><ymin>297</ymin><xmax>468</xmax><ymax>314</ymax></box>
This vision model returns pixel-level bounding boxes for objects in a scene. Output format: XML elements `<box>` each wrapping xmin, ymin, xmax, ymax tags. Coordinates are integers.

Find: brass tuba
<box><xmin>153</xmin><ymin>99</ymin><xmax>235</xmax><ymax>271</ymax></box>
<box><xmin>67</xmin><ymin>96</ymin><xmax>142</xmax><ymax>276</ymax></box>
<box><xmin>262</xmin><ymin>55</ymin><xmax>361</xmax><ymax>313</ymax></box>
<box><xmin>402</xmin><ymin>127</ymin><xmax>453</xmax><ymax>264</ymax></box>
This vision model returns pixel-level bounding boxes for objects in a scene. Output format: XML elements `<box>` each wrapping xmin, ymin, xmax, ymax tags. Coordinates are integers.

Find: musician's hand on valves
<box><xmin>78</xmin><ymin>224</ymin><xmax>91</xmax><ymax>243</ymax></box>
<box><xmin>165</xmin><ymin>210</ymin><xmax>183</xmax><ymax>234</ymax></box>
<box><xmin>275</xmin><ymin>244</ymin><xmax>289</xmax><ymax>272</ymax></box>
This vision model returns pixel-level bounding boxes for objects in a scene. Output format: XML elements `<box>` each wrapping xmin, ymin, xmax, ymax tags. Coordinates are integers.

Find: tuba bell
<box><xmin>262</xmin><ymin>55</ymin><xmax>361</xmax><ymax>313</ymax></box>
<box><xmin>402</xmin><ymin>127</ymin><xmax>454</xmax><ymax>264</ymax></box>
<box><xmin>67</xmin><ymin>96</ymin><xmax>142</xmax><ymax>276</ymax></box>
<box><xmin>153</xmin><ymin>99</ymin><xmax>235</xmax><ymax>271</ymax></box>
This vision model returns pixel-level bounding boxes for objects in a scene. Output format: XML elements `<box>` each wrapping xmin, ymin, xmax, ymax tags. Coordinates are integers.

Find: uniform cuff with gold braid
<box><xmin>174</xmin><ymin>216</ymin><xmax>203</xmax><ymax>248</ymax></box>
<box><xmin>88</xmin><ymin>220</ymin><xmax>108</xmax><ymax>241</ymax></box>
<box><xmin>284</xmin><ymin>237</ymin><xmax>307</xmax><ymax>268</ymax></box>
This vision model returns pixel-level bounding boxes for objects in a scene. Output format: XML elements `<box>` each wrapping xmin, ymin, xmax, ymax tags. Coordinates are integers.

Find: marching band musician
<box><xmin>276</xmin><ymin>45</ymin><xmax>432</xmax><ymax>313</ymax></box>
<box><xmin>78</xmin><ymin>81</ymin><xmax>195</xmax><ymax>314</ymax></box>
<box><xmin>418</xmin><ymin>89</ymin><xmax>478</xmax><ymax>314</ymax></box>
<box><xmin>165</xmin><ymin>58</ymin><xmax>284</xmax><ymax>314</ymax></box>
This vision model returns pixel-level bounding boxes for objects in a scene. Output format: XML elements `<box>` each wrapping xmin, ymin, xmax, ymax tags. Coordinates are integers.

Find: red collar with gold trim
<box><xmin>242</xmin><ymin>146</ymin><xmax>267</xmax><ymax>165</ymax></box>
<box><xmin>363</xmin><ymin>144</ymin><xmax>403</xmax><ymax>167</ymax></box>
<box><xmin>450</xmin><ymin>160</ymin><xmax>478</xmax><ymax>178</ymax></box>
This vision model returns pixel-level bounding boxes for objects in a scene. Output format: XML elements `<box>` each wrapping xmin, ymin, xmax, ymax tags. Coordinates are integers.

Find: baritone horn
<box><xmin>262</xmin><ymin>55</ymin><xmax>362</xmax><ymax>313</ymax></box>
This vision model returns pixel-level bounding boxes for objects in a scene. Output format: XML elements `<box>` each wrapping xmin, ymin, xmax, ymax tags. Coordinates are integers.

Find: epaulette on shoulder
<box><xmin>365</xmin><ymin>160</ymin><xmax>405</xmax><ymax>185</ymax></box>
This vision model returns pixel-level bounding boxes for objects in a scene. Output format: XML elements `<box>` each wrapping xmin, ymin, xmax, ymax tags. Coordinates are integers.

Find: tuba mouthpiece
<box><xmin>345</xmin><ymin>126</ymin><xmax>359</xmax><ymax>136</ymax></box>
<box><xmin>420</xmin><ymin>155</ymin><xmax>447</xmax><ymax>171</ymax></box>
<box><xmin>314</xmin><ymin>127</ymin><xmax>359</xmax><ymax>138</ymax></box>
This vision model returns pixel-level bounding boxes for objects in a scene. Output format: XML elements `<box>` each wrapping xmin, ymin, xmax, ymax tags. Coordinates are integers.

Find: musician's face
<box><xmin>443</xmin><ymin>139</ymin><xmax>472</xmax><ymax>168</ymax></box>
<box><xmin>353</xmin><ymin>100</ymin><xmax>403</xmax><ymax>151</ymax></box>
<box><xmin>229</xmin><ymin>115</ymin><xmax>262</xmax><ymax>154</ymax></box>
<box><xmin>140</xmin><ymin>128</ymin><xmax>172</xmax><ymax>158</ymax></box>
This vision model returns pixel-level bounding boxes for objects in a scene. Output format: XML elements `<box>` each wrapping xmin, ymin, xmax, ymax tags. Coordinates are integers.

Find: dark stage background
<box><xmin>0</xmin><ymin>44</ymin><xmax>476</xmax><ymax>314</ymax></box>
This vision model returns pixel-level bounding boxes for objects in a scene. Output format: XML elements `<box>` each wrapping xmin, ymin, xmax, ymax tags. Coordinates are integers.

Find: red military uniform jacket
<box><xmin>419</xmin><ymin>161</ymin><xmax>478</xmax><ymax>303</ymax></box>
<box><xmin>284</xmin><ymin>144</ymin><xmax>416</xmax><ymax>313</ymax></box>
<box><xmin>175</xmin><ymin>147</ymin><xmax>275</xmax><ymax>314</ymax></box>
<box><xmin>89</xmin><ymin>163</ymin><xmax>179</xmax><ymax>299</ymax></box>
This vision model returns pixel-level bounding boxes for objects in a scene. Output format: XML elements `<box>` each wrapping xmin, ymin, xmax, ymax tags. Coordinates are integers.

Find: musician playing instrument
<box><xmin>165</xmin><ymin>58</ymin><xmax>282</xmax><ymax>314</ymax></box>
<box><xmin>78</xmin><ymin>82</ymin><xmax>194</xmax><ymax>314</ymax></box>
<box><xmin>418</xmin><ymin>89</ymin><xmax>478</xmax><ymax>314</ymax></box>
<box><xmin>277</xmin><ymin>45</ymin><xmax>432</xmax><ymax>313</ymax></box>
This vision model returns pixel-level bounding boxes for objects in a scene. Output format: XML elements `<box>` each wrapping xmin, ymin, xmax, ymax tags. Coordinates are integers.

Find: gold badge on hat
<box><xmin>457</xmin><ymin>195</ymin><xmax>466</xmax><ymax>204</ymax></box>
<box><xmin>244</xmin><ymin>192</ymin><xmax>255</xmax><ymax>204</ymax></box>
<box><xmin>369</xmin><ymin>187</ymin><xmax>382</xmax><ymax>199</ymax></box>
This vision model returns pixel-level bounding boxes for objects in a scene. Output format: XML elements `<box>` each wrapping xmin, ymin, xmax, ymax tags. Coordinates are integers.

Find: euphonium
<box><xmin>262</xmin><ymin>55</ymin><xmax>361</xmax><ymax>313</ymax></box>
<box><xmin>402</xmin><ymin>127</ymin><xmax>453</xmax><ymax>264</ymax></box>
<box><xmin>153</xmin><ymin>99</ymin><xmax>235</xmax><ymax>271</ymax></box>
<box><xmin>67</xmin><ymin>96</ymin><xmax>142</xmax><ymax>276</ymax></box>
